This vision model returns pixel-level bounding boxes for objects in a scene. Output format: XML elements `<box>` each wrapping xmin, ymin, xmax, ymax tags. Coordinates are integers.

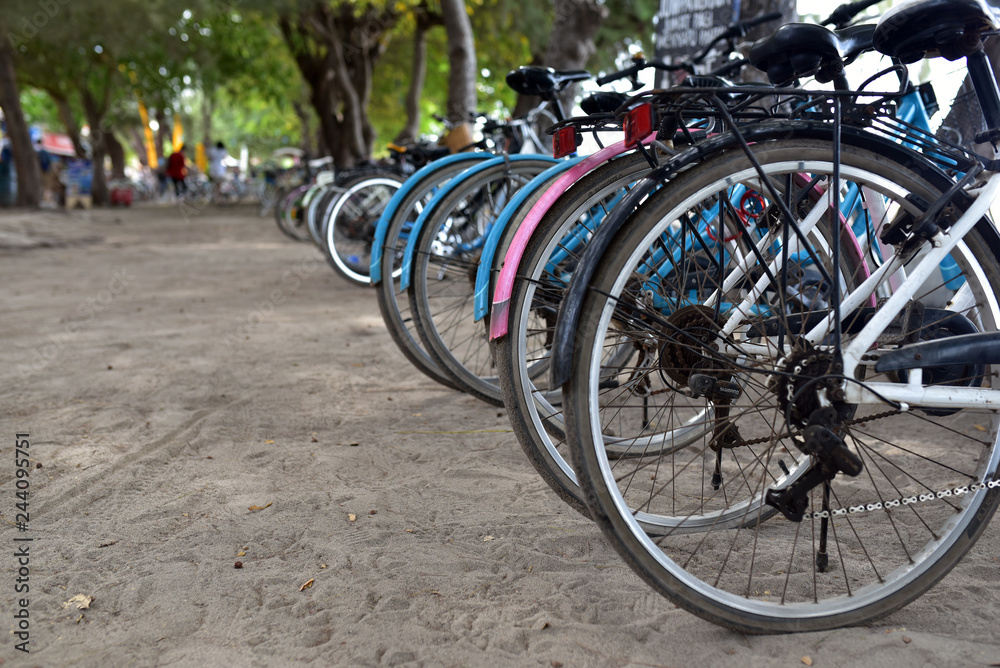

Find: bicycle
<box><xmin>555</xmin><ymin>0</ymin><xmax>1000</xmax><ymax>632</ymax></box>
<box><xmin>368</xmin><ymin>112</ymin><xmax>566</xmax><ymax>388</ymax></box>
<box><xmin>484</xmin><ymin>10</ymin><xmax>808</xmax><ymax>513</ymax></box>
<box><xmin>318</xmin><ymin>139</ymin><xmax>456</xmax><ymax>286</ymax></box>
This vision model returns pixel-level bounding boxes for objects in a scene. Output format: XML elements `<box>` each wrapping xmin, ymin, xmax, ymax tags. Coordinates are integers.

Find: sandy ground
<box><xmin>0</xmin><ymin>203</ymin><xmax>998</xmax><ymax>668</ymax></box>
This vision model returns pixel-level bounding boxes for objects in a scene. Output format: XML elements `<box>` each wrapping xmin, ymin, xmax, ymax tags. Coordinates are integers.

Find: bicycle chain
<box><xmin>801</xmin><ymin>479</ymin><xmax>1000</xmax><ymax>520</ymax></box>
<box><xmin>634</xmin><ymin>357</ymin><xmax>999</xmax><ymax>519</ymax></box>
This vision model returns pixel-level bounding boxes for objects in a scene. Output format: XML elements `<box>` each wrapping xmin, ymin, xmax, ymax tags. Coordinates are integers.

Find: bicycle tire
<box><xmin>277</xmin><ymin>185</ymin><xmax>313</xmax><ymax>242</ymax></box>
<box><xmin>409</xmin><ymin>158</ymin><xmax>558</xmax><ymax>402</ymax></box>
<box><xmin>373</xmin><ymin>156</ymin><xmax>492</xmax><ymax>390</ymax></box>
<box><xmin>565</xmin><ymin>136</ymin><xmax>1000</xmax><ymax>632</ymax></box>
<box><xmin>324</xmin><ymin>175</ymin><xmax>404</xmax><ymax>286</ymax></box>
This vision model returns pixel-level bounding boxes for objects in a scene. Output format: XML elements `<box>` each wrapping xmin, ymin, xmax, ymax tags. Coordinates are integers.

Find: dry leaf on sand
<box><xmin>64</xmin><ymin>594</ymin><xmax>94</xmax><ymax>610</ymax></box>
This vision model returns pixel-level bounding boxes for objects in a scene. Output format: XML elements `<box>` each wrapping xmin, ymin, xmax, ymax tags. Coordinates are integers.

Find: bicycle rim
<box><xmin>566</xmin><ymin>138</ymin><xmax>1000</xmax><ymax>631</ymax></box>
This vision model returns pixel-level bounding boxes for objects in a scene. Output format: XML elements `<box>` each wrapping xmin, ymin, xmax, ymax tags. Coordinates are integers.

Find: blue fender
<box><xmin>370</xmin><ymin>153</ymin><xmax>492</xmax><ymax>285</ymax></box>
<box><xmin>472</xmin><ymin>158</ymin><xmax>583</xmax><ymax>321</ymax></box>
<box><xmin>399</xmin><ymin>154</ymin><xmax>559</xmax><ymax>292</ymax></box>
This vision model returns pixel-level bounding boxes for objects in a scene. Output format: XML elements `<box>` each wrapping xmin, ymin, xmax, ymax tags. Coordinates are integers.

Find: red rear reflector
<box><xmin>624</xmin><ymin>103</ymin><xmax>654</xmax><ymax>149</ymax></box>
<box><xmin>552</xmin><ymin>126</ymin><xmax>578</xmax><ymax>158</ymax></box>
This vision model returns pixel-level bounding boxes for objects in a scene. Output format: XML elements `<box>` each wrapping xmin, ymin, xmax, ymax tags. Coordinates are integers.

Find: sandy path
<box><xmin>0</xmin><ymin>204</ymin><xmax>998</xmax><ymax>667</ymax></box>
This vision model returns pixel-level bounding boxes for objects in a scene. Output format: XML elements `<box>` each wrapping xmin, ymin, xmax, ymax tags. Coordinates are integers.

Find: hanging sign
<box><xmin>654</xmin><ymin>0</ymin><xmax>734</xmax><ymax>62</ymax></box>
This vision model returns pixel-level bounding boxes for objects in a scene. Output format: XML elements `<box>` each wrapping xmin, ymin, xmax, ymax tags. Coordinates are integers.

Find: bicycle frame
<box><xmin>838</xmin><ymin>169</ymin><xmax>1000</xmax><ymax>408</ymax></box>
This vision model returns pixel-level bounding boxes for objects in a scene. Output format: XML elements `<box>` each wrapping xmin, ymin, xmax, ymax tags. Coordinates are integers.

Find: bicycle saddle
<box><xmin>873</xmin><ymin>0</ymin><xmax>999</xmax><ymax>62</ymax></box>
<box><xmin>749</xmin><ymin>23</ymin><xmax>876</xmax><ymax>85</ymax></box>
<box><xmin>506</xmin><ymin>67</ymin><xmax>591</xmax><ymax>98</ymax></box>
<box><xmin>580</xmin><ymin>91</ymin><xmax>628</xmax><ymax>115</ymax></box>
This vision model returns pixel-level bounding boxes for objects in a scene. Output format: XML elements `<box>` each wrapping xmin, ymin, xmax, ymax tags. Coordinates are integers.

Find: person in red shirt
<box><xmin>166</xmin><ymin>146</ymin><xmax>187</xmax><ymax>197</ymax></box>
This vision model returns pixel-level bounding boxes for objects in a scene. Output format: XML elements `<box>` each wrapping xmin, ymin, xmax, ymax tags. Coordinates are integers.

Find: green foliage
<box><xmin>2</xmin><ymin>0</ymin><xmax>665</xmax><ymax>161</ymax></box>
<box><xmin>18</xmin><ymin>87</ymin><xmax>60</xmax><ymax>128</ymax></box>
<box><xmin>594</xmin><ymin>0</ymin><xmax>659</xmax><ymax>71</ymax></box>
<box><xmin>212</xmin><ymin>87</ymin><xmax>306</xmax><ymax>154</ymax></box>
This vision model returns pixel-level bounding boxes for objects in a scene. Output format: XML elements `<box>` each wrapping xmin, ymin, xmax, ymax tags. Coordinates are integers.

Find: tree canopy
<box><xmin>0</xmin><ymin>0</ymin><xmax>692</xmax><ymax>202</ymax></box>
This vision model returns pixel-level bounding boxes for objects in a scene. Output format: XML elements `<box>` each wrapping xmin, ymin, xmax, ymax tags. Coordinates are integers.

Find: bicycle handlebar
<box><xmin>691</xmin><ymin>11</ymin><xmax>783</xmax><ymax>64</ymax></box>
<box><xmin>596</xmin><ymin>59</ymin><xmax>682</xmax><ymax>86</ymax></box>
<box><xmin>596</xmin><ymin>12</ymin><xmax>783</xmax><ymax>86</ymax></box>
<box><xmin>821</xmin><ymin>0</ymin><xmax>882</xmax><ymax>29</ymax></box>
<box><xmin>718</xmin><ymin>11</ymin><xmax>784</xmax><ymax>41</ymax></box>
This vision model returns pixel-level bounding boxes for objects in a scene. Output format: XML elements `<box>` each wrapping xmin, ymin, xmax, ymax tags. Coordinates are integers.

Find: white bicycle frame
<box><xmin>836</xmin><ymin>168</ymin><xmax>1000</xmax><ymax>410</ymax></box>
<box><xmin>705</xmin><ymin>161</ymin><xmax>1000</xmax><ymax>412</ymax></box>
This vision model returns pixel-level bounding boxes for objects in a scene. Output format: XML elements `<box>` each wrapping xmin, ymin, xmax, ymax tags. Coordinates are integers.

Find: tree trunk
<box><xmin>130</xmin><ymin>127</ymin><xmax>149</xmax><ymax>167</ymax></box>
<box><xmin>202</xmin><ymin>96</ymin><xmax>213</xmax><ymax>148</ymax></box>
<box><xmin>938</xmin><ymin>37</ymin><xmax>1000</xmax><ymax>153</ymax></box>
<box><xmin>308</xmin><ymin>73</ymin><xmax>339</xmax><ymax>160</ymax></box>
<box><xmin>281</xmin><ymin>3</ymin><xmax>397</xmax><ymax>168</ymax></box>
<box><xmin>394</xmin><ymin>3</ymin><xmax>442</xmax><ymax>145</ymax></box>
<box><xmin>105</xmin><ymin>131</ymin><xmax>126</xmax><ymax>180</ymax></box>
<box><xmin>328</xmin><ymin>18</ymin><xmax>368</xmax><ymax>166</ymax></box>
<box><xmin>512</xmin><ymin>0</ymin><xmax>607</xmax><ymax>120</ymax></box>
<box><xmin>293</xmin><ymin>99</ymin><xmax>317</xmax><ymax>157</ymax></box>
<box><xmin>52</xmin><ymin>93</ymin><xmax>87</xmax><ymax>158</ymax></box>
<box><xmin>394</xmin><ymin>17</ymin><xmax>431</xmax><ymax>144</ymax></box>
<box><xmin>738</xmin><ymin>0</ymin><xmax>797</xmax><ymax>40</ymax></box>
<box><xmin>441</xmin><ymin>0</ymin><xmax>477</xmax><ymax>125</ymax></box>
<box><xmin>281</xmin><ymin>10</ymin><xmax>344</xmax><ymax>162</ymax></box>
<box><xmin>0</xmin><ymin>38</ymin><xmax>43</xmax><ymax>207</ymax></box>
<box><xmin>155</xmin><ymin>106</ymin><xmax>169</xmax><ymax>166</ymax></box>
<box><xmin>80</xmin><ymin>88</ymin><xmax>110</xmax><ymax>206</ymax></box>
<box><xmin>547</xmin><ymin>0</ymin><xmax>606</xmax><ymax>116</ymax></box>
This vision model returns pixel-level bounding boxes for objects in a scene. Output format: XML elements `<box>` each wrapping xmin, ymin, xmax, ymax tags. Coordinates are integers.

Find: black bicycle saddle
<box><xmin>580</xmin><ymin>91</ymin><xmax>628</xmax><ymax>115</ymax></box>
<box><xmin>506</xmin><ymin>67</ymin><xmax>591</xmax><ymax>98</ymax></box>
<box><xmin>749</xmin><ymin>23</ymin><xmax>876</xmax><ymax>85</ymax></box>
<box><xmin>873</xmin><ymin>0</ymin><xmax>999</xmax><ymax>62</ymax></box>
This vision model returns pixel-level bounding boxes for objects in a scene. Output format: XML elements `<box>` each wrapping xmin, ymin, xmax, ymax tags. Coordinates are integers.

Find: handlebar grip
<box><xmin>596</xmin><ymin>65</ymin><xmax>639</xmax><ymax>86</ymax></box>
<box><xmin>822</xmin><ymin>0</ymin><xmax>881</xmax><ymax>28</ymax></box>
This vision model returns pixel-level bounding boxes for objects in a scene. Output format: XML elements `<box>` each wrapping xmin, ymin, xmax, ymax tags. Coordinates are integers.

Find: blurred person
<box><xmin>208</xmin><ymin>141</ymin><xmax>228</xmax><ymax>200</ymax></box>
<box><xmin>166</xmin><ymin>145</ymin><xmax>187</xmax><ymax>197</ymax></box>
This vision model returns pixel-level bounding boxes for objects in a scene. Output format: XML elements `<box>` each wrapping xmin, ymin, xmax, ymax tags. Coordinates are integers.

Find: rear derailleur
<box><xmin>765</xmin><ymin>404</ymin><xmax>864</xmax><ymax>524</ymax></box>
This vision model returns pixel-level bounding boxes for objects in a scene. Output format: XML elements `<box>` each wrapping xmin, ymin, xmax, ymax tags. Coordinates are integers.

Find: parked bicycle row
<box><xmin>276</xmin><ymin>0</ymin><xmax>1000</xmax><ymax>635</ymax></box>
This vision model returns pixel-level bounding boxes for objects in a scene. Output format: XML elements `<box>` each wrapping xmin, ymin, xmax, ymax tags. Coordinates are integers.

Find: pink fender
<box><xmin>489</xmin><ymin>134</ymin><xmax>655</xmax><ymax>340</ymax></box>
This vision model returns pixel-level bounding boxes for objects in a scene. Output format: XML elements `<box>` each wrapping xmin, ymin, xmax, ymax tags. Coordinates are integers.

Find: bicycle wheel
<box><xmin>216</xmin><ymin>180</ymin><xmax>244</xmax><ymax>206</ymax></box>
<box><xmin>374</xmin><ymin>156</ymin><xmax>492</xmax><ymax>389</ymax></box>
<box><xmin>494</xmin><ymin>151</ymin><xmax>654</xmax><ymax>514</ymax></box>
<box><xmin>307</xmin><ymin>183</ymin><xmax>341</xmax><ymax>247</ymax></box>
<box><xmin>276</xmin><ymin>185</ymin><xmax>313</xmax><ymax>242</ymax></box>
<box><xmin>564</xmin><ymin>136</ymin><xmax>1000</xmax><ymax>632</ymax></box>
<box><xmin>409</xmin><ymin>158</ymin><xmax>557</xmax><ymax>403</ymax></box>
<box><xmin>259</xmin><ymin>182</ymin><xmax>279</xmax><ymax>217</ymax></box>
<box><xmin>323</xmin><ymin>175</ymin><xmax>403</xmax><ymax>286</ymax></box>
